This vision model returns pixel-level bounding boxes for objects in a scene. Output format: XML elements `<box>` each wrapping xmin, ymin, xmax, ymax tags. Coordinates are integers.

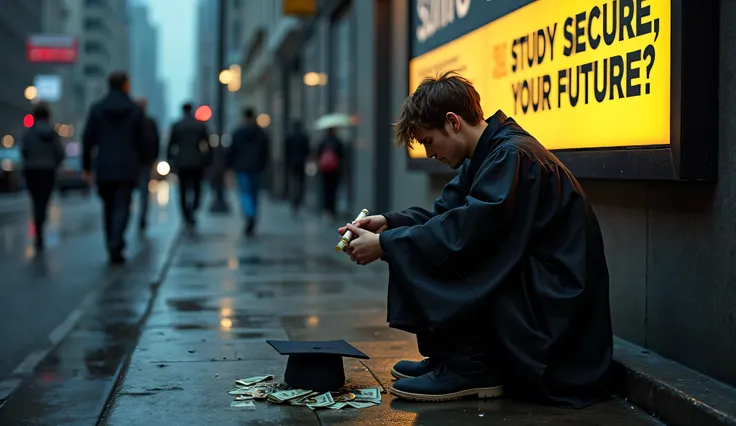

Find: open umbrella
<box><xmin>314</xmin><ymin>113</ymin><xmax>352</xmax><ymax>131</ymax></box>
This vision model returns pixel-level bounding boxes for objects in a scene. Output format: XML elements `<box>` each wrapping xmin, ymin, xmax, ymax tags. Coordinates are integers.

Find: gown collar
<box><xmin>468</xmin><ymin>109</ymin><xmax>509</xmax><ymax>177</ymax></box>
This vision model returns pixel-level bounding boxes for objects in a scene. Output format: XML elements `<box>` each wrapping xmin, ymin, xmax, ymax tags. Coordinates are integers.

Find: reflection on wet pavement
<box><xmin>0</xmin><ymin>196</ymin><xmax>100</xmax><ymax>260</ymax></box>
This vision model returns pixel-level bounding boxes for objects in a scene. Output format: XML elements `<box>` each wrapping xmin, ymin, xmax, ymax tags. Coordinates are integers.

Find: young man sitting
<box><xmin>339</xmin><ymin>71</ymin><xmax>613</xmax><ymax>408</ymax></box>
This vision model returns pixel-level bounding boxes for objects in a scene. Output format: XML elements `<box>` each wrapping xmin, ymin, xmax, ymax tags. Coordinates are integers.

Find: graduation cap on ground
<box><xmin>267</xmin><ymin>340</ymin><xmax>370</xmax><ymax>392</ymax></box>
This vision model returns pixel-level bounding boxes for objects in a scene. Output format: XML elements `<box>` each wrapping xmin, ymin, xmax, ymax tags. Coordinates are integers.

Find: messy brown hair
<box><xmin>393</xmin><ymin>70</ymin><xmax>484</xmax><ymax>148</ymax></box>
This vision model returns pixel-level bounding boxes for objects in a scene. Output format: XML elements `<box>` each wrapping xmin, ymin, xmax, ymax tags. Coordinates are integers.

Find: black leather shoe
<box><xmin>389</xmin><ymin>362</ymin><xmax>504</xmax><ymax>402</ymax></box>
<box><xmin>391</xmin><ymin>357</ymin><xmax>440</xmax><ymax>379</ymax></box>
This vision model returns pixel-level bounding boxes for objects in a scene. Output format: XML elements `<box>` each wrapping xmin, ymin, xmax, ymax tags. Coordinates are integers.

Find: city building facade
<box><xmin>53</xmin><ymin>0</ymin><xmax>131</xmax><ymax>135</ymax></box>
<box><xmin>0</xmin><ymin>0</ymin><xmax>131</xmax><ymax>189</ymax></box>
<box><xmin>128</xmin><ymin>3</ymin><xmax>167</xmax><ymax>130</ymax></box>
<box><xmin>75</xmin><ymin>0</ymin><xmax>130</xmax><ymax>113</ymax></box>
<box><xmin>0</xmin><ymin>0</ymin><xmax>54</xmax><ymax>142</ymax></box>
<box><xmin>236</xmin><ymin>0</ymin><xmax>426</xmax><ymax>214</ymax></box>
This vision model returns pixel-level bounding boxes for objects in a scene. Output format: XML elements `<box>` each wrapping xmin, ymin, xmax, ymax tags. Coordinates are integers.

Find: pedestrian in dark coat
<box><xmin>82</xmin><ymin>71</ymin><xmax>147</xmax><ymax>264</ymax></box>
<box><xmin>21</xmin><ymin>102</ymin><xmax>64</xmax><ymax>250</ymax></box>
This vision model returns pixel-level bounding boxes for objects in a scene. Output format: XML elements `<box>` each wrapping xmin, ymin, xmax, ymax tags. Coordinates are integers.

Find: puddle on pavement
<box><xmin>32</xmin><ymin>327</ymin><xmax>132</xmax><ymax>378</ymax></box>
<box><xmin>231</xmin><ymin>314</ymin><xmax>277</xmax><ymax>328</ymax></box>
<box><xmin>169</xmin><ymin>313</ymin><xmax>277</xmax><ymax>330</ymax></box>
<box><xmin>233</xmin><ymin>331</ymin><xmax>265</xmax><ymax>339</ymax></box>
<box><xmin>239</xmin><ymin>264</ymin><xmax>354</xmax><ymax>275</ymax></box>
<box><xmin>171</xmin><ymin>319</ymin><xmax>274</xmax><ymax>331</ymax></box>
<box><xmin>165</xmin><ymin>297</ymin><xmax>216</xmax><ymax>312</ymax></box>
<box><xmin>177</xmin><ymin>254</ymin><xmax>354</xmax><ymax>273</ymax></box>
<box><xmin>178</xmin><ymin>256</ymin><xmax>300</xmax><ymax>269</ymax></box>
<box><xmin>243</xmin><ymin>280</ymin><xmax>346</xmax><ymax>298</ymax></box>
<box><xmin>172</xmin><ymin>324</ymin><xmax>208</xmax><ymax>330</ymax></box>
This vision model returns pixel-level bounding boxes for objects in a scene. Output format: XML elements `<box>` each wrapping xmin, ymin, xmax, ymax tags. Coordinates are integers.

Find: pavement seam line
<box><xmin>11</xmin><ymin>351</ymin><xmax>47</xmax><ymax>375</ymax></box>
<box><xmin>359</xmin><ymin>360</ymin><xmax>388</xmax><ymax>394</ymax></box>
<box><xmin>47</xmin><ymin>307</ymin><xmax>85</xmax><ymax>345</ymax></box>
<box><xmin>96</xmin><ymin>230</ymin><xmax>183</xmax><ymax>426</ymax></box>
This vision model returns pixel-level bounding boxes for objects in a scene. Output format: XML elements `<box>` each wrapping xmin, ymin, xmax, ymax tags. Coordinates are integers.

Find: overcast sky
<box><xmin>144</xmin><ymin>0</ymin><xmax>198</xmax><ymax>122</ymax></box>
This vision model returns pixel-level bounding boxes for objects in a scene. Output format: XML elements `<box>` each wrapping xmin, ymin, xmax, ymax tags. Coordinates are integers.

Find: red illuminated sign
<box><xmin>26</xmin><ymin>34</ymin><xmax>78</xmax><ymax>64</ymax></box>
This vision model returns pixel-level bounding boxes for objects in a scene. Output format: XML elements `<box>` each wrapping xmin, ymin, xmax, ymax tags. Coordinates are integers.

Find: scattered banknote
<box><xmin>306</xmin><ymin>392</ymin><xmax>335</xmax><ymax>410</ymax></box>
<box><xmin>234</xmin><ymin>395</ymin><xmax>253</xmax><ymax>401</ymax></box>
<box><xmin>267</xmin><ymin>389</ymin><xmax>313</xmax><ymax>403</ymax></box>
<box><xmin>229</xmin><ymin>381</ymin><xmax>287</xmax><ymax>396</ymax></box>
<box><xmin>328</xmin><ymin>402</ymin><xmax>348</xmax><ymax>410</ymax></box>
<box><xmin>288</xmin><ymin>392</ymin><xmax>319</xmax><ymax>406</ymax></box>
<box><xmin>230</xmin><ymin>400</ymin><xmax>256</xmax><ymax>408</ymax></box>
<box><xmin>235</xmin><ymin>375</ymin><xmax>274</xmax><ymax>387</ymax></box>
<box><xmin>333</xmin><ymin>392</ymin><xmax>356</xmax><ymax>402</ymax></box>
<box><xmin>228</xmin><ymin>386</ymin><xmax>270</xmax><ymax>397</ymax></box>
<box><xmin>252</xmin><ymin>390</ymin><xmax>268</xmax><ymax>400</ymax></box>
<box><xmin>226</xmin><ymin>377</ymin><xmax>381</xmax><ymax>411</ymax></box>
<box><xmin>353</xmin><ymin>387</ymin><xmax>382</xmax><ymax>405</ymax></box>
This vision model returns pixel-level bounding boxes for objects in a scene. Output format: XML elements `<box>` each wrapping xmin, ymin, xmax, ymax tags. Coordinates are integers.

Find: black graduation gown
<box><xmin>378</xmin><ymin>110</ymin><xmax>613</xmax><ymax>409</ymax></box>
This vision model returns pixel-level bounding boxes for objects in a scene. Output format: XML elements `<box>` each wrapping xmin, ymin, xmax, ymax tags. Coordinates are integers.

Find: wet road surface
<box><xmin>0</xmin><ymin>182</ymin><xmax>180</xmax><ymax>425</ymax></box>
<box><xmin>0</xmin><ymin>192</ymin><xmax>107</xmax><ymax>376</ymax></box>
<box><xmin>89</xmin><ymin>198</ymin><xmax>663</xmax><ymax>426</ymax></box>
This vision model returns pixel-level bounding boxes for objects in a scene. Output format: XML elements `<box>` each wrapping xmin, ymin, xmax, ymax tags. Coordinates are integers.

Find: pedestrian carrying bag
<box><xmin>318</xmin><ymin>147</ymin><xmax>339</xmax><ymax>172</ymax></box>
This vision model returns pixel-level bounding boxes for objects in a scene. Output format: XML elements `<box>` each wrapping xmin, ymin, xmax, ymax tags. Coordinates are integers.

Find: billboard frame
<box><xmin>405</xmin><ymin>0</ymin><xmax>720</xmax><ymax>182</ymax></box>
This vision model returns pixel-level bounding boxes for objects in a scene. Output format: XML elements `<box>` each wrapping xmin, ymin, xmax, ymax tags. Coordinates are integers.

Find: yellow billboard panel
<box><xmin>408</xmin><ymin>0</ymin><xmax>670</xmax><ymax>158</ymax></box>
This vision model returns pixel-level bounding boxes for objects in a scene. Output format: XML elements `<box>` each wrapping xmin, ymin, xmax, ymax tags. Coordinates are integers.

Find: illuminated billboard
<box><xmin>26</xmin><ymin>34</ymin><xmax>78</xmax><ymax>64</ymax></box>
<box><xmin>407</xmin><ymin>0</ymin><xmax>719</xmax><ymax>181</ymax></box>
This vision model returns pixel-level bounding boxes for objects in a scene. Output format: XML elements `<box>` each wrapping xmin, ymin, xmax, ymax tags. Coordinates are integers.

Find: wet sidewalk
<box><xmin>101</xmin><ymin>198</ymin><xmax>662</xmax><ymax>426</ymax></box>
<box><xmin>0</xmin><ymin>185</ymin><xmax>181</xmax><ymax>425</ymax></box>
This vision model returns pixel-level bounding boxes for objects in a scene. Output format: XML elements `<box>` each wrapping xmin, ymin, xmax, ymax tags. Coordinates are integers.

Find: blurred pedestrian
<box><xmin>135</xmin><ymin>97</ymin><xmax>161</xmax><ymax>232</ymax></box>
<box><xmin>20</xmin><ymin>102</ymin><xmax>65</xmax><ymax>251</ymax></box>
<box><xmin>82</xmin><ymin>71</ymin><xmax>148</xmax><ymax>265</ymax></box>
<box><xmin>316</xmin><ymin>127</ymin><xmax>345</xmax><ymax>221</ymax></box>
<box><xmin>166</xmin><ymin>103</ymin><xmax>211</xmax><ymax>229</ymax></box>
<box><xmin>284</xmin><ymin>120</ymin><xmax>310</xmax><ymax>216</ymax></box>
<box><xmin>227</xmin><ymin>107</ymin><xmax>270</xmax><ymax>236</ymax></box>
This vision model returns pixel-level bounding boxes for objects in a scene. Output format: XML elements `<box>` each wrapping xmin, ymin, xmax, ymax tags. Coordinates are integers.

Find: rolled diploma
<box><xmin>335</xmin><ymin>209</ymin><xmax>369</xmax><ymax>252</ymax></box>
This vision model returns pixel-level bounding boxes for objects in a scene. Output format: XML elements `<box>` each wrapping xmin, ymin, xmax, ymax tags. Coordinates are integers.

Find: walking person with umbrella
<box><xmin>314</xmin><ymin>114</ymin><xmax>350</xmax><ymax>222</ymax></box>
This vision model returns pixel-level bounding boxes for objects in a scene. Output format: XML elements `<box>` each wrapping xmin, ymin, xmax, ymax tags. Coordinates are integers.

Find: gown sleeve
<box><xmin>382</xmin><ymin>162</ymin><xmax>471</xmax><ymax>229</ymax></box>
<box><xmin>378</xmin><ymin>147</ymin><xmax>543</xmax><ymax>328</ymax></box>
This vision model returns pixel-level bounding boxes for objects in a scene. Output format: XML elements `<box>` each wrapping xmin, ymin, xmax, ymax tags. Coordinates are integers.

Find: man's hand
<box><xmin>343</xmin><ymin>224</ymin><xmax>384</xmax><ymax>266</ymax></box>
<box><xmin>338</xmin><ymin>214</ymin><xmax>388</xmax><ymax>236</ymax></box>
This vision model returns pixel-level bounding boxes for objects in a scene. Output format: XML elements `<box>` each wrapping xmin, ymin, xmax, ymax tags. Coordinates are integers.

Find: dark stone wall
<box><xmin>582</xmin><ymin>0</ymin><xmax>736</xmax><ymax>387</ymax></box>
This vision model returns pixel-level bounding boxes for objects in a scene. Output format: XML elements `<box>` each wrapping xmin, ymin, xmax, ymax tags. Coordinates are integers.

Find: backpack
<box><xmin>318</xmin><ymin>146</ymin><xmax>340</xmax><ymax>173</ymax></box>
